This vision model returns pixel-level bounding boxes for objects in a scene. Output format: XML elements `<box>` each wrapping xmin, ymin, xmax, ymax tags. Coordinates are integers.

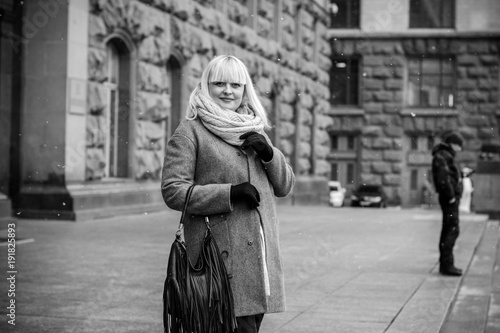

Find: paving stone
<box><xmin>488</xmin><ymin>293</ymin><xmax>500</xmax><ymax>320</ymax></box>
<box><xmin>485</xmin><ymin>319</ymin><xmax>500</xmax><ymax>333</ymax></box>
<box><xmin>384</xmin><ymin>277</ymin><xmax>461</xmax><ymax>333</ymax></box>
<box><xmin>441</xmin><ymin>295</ymin><xmax>490</xmax><ymax>333</ymax></box>
<box><xmin>273</xmin><ymin>311</ymin><xmax>387</xmax><ymax>333</ymax></box>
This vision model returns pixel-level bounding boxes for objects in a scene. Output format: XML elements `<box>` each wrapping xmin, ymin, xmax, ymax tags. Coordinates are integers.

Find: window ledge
<box><xmin>67</xmin><ymin>179</ymin><xmax>158</xmax><ymax>195</ymax></box>
<box><xmin>328</xmin><ymin>107</ymin><xmax>365</xmax><ymax>116</ymax></box>
<box><xmin>326</xmin><ymin>29</ymin><xmax>500</xmax><ymax>39</ymax></box>
<box><xmin>400</xmin><ymin>109</ymin><xmax>458</xmax><ymax>117</ymax></box>
<box><xmin>327</xmin><ymin>151</ymin><xmax>357</xmax><ymax>160</ymax></box>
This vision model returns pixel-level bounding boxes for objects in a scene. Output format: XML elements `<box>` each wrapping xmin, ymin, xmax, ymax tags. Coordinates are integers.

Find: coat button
<box><xmin>237</xmin><ymin>152</ymin><xmax>241</xmax><ymax>156</ymax></box>
<box><xmin>248</xmin><ymin>241</ymin><xmax>253</xmax><ymax>246</ymax></box>
<box><xmin>228</xmin><ymin>273</ymin><xmax>233</xmax><ymax>279</ymax></box>
<box><xmin>221</xmin><ymin>251</ymin><xmax>228</xmax><ymax>258</ymax></box>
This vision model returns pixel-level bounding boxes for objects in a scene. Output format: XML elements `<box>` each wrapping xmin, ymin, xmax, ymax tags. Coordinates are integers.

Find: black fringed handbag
<box><xmin>163</xmin><ymin>185</ymin><xmax>237</xmax><ymax>333</ymax></box>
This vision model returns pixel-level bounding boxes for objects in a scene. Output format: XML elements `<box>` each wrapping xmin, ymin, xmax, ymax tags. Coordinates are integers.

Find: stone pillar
<box><xmin>64</xmin><ymin>0</ymin><xmax>89</xmax><ymax>182</ymax></box>
<box><xmin>0</xmin><ymin>1</ymin><xmax>20</xmax><ymax>218</ymax></box>
<box><xmin>17</xmin><ymin>0</ymin><xmax>88</xmax><ymax>219</ymax></box>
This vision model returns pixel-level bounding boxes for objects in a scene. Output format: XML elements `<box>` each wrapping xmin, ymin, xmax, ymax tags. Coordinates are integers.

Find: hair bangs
<box><xmin>208</xmin><ymin>58</ymin><xmax>247</xmax><ymax>85</ymax></box>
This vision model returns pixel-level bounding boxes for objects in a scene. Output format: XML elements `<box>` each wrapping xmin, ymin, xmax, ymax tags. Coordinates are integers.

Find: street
<box><xmin>0</xmin><ymin>205</ymin><xmax>495</xmax><ymax>332</ymax></box>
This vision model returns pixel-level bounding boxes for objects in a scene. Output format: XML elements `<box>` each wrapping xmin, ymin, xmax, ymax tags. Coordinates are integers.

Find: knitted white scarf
<box><xmin>193</xmin><ymin>92</ymin><xmax>265</xmax><ymax>146</ymax></box>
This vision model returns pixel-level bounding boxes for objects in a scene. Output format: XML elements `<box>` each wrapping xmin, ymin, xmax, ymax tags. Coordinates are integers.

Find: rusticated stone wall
<box><xmin>85</xmin><ymin>0</ymin><xmax>332</xmax><ymax>182</ymax></box>
<box><xmin>330</xmin><ymin>37</ymin><xmax>499</xmax><ymax>205</ymax></box>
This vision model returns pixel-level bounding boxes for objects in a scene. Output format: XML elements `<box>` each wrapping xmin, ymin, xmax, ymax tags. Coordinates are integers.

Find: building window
<box><xmin>329</xmin><ymin>134</ymin><xmax>358</xmax><ymax>187</ymax></box>
<box><xmin>331</xmin><ymin>135</ymin><xmax>358</xmax><ymax>151</ymax></box>
<box><xmin>330</xmin><ymin>58</ymin><xmax>359</xmax><ymax>106</ymax></box>
<box><xmin>410</xmin><ymin>136</ymin><xmax>418</xmax><ymax>150</ymax></box>
<box><xmin>427</xmin><ymin>136</ymin><xmax>435</xmax><ymax>150</ymax></box>
<box><xmin>409</xmin><ymin>135</ymin><xmax>435</xmax><ymax>151</ymax></box>
<box><xmin>167</xmin><ymin>56</ymin><xmax>182</xmax><ymax>139</ymax></box>
<box><xmin>407</xmin><ymin>57</ymin><xmax>455</xmax><ymax>108</ymax></box>
<box><xmin>410</xmin><ymin>169</ymin><xmax>418</xmax><ymax>190</ymax></box>
<box><xmin>329</xmin><ymin>0</ymin><xmax>360</xmax><ymax>28</ymax></box>
<box><xmin>347</xmin><ymin>136</ymin><xmax>355</xmax><ymax>150</ymax></box>
<box><xmin>331</xmin><ymin>163</ymin><xmax>338</xmax><ymax>180</ymax></box>
<box><xmin>346</xmin><ymin>163</ymin><xmax>355</xmax><ymax>184</ymax></box>
<box><xmin>295</xmin><ymin>3</ymin><xmax>303</xmax><ymax>52</ymax></box>
<box><xmin>410</xmin><ymin>0</ymin><xmax>454</xmax><ymax>28</ymax></box>
<box><xmin>104</xmin><ymin>38</ymin><xmax>131</xmax><ymax>178</ymax></box>
<box><xmin>330</xmin><ymin>135</ymin><xmax>339</xmax><ymax>150</ymax></box>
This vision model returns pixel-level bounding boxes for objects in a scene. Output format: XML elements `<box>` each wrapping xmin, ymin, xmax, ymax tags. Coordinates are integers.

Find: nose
<box><xmin>222</xmin><ymin>83</ymin><xmax>232</xmax><ymax>94</ymax></box>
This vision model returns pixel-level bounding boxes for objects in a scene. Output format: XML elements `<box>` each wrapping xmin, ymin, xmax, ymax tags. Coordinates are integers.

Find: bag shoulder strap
<box><xmin>176</xmin><ymin>185</ymin><xmax>195</xmax><ymax>239</ymax></box>
<box><xmin>175</xmin><ymin>185</ymin><xmax>211</xmax><ymax>241</ymax></box>
<box><xmin>180</xmin><ymin>186</ymin><xmax>194</xmax><ymax>225</ymax></box>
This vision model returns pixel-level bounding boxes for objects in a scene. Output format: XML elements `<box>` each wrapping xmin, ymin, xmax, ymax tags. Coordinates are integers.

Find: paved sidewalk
<box><xmin>0</xmin><ymin>206</ymin><xmax>494</xmax><ymax>333</ymax></box>
<box><xmin>440</xmin><ymin>219</ymin><xmax>500</xmax><ymax>333</ymax></box>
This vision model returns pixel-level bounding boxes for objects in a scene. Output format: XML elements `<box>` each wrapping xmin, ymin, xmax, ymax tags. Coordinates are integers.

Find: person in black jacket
<box><xmin>431</xmin><ymin>131</ymin><xmax>464</xmax><ymax>276</ymax></box>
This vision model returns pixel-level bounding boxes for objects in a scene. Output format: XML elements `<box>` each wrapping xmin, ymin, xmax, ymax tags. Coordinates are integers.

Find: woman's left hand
<box><xmin>240</xmin><ymin>132</ymin><xmax>273</xmax><ymax>162</ymax></box>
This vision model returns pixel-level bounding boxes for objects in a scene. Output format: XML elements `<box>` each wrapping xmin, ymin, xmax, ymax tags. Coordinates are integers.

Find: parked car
<box><xmin>328</xmin><ymin>181</ymin><xmax>346</xmax><ymax>207</ymax></box>
<box><xmin>350</xmin><ymin>184</ymin><xmax>387</xmax><ymax>208</ymax></box>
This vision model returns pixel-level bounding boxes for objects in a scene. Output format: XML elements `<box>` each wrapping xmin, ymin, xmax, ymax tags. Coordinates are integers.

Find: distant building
<box><xmin>326</xmin><ymin>0</ymin><xmax>500</xmax><ymax>206</ymax></box>
<box><xmin>0</xmin><ymin>0</ymin><xmax>333</xmax><ymax>220</ymax></box>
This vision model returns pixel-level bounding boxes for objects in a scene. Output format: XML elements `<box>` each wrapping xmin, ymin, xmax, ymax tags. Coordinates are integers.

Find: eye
<box><xmin>230</xmin><ymin>83</ymin><xmax>243</xmax><ymax>89</ymax></box>
<box><xmin>212</xmin><ymin>82</ymin><xmax>225</xmax><ymax>87</ymax></box>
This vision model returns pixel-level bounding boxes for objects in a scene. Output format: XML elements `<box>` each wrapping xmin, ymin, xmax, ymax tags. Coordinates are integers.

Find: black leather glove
<box><xmin>240</xmin><ymin>132</ymin><xmax>273</xmax><ymax>162</ymax></box>
<box><xmin>230</xmin><ymin>182</ymin><xmax>260</xmax><ymax>209</ymax></box>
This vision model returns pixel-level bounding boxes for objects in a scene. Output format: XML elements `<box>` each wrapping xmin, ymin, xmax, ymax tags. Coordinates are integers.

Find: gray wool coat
<box><xmin>161</xmin><ymin>118</ymin><xmax>295</xmax><ymax>316</ymax></box>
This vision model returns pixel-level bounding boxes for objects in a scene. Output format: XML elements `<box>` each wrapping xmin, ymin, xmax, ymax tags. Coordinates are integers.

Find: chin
<box><xmin>223</xmin><ymin>104</ymin><xmax>238</xmax><ymax>111</ymax></box>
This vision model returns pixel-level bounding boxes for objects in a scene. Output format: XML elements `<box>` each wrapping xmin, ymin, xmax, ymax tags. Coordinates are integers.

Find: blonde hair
<box><xmin>186</xmin><ymin>55</ymin><xmax>270</xmax><ymax>128</ymax></box>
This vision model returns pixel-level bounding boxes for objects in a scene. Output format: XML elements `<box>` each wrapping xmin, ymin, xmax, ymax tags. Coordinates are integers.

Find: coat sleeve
<box><xmin>432</xmin><ymin>153</ymin><xmax>455</xmax><ymax>202</ymax></box>
<box><xmin>262</xmin><ymin>146</ymin><xmax>295</xmax><ymax>198</ymax></box>
<box><xmin>161</xmin><ymin>132</ymin><xmax>233</xmax><ymax>215</ymax></box>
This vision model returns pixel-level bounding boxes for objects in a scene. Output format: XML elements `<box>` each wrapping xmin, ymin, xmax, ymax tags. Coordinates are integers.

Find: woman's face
<box><xmin>208</xmin><ymin>81</ymin><xmax>245</xmax><ymax>111</ymax></box>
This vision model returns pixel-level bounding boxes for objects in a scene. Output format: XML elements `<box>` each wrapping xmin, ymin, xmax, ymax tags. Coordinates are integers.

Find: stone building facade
<box><xmin>326</xmin><ymin>0</ymin><xmax>500</xmax><ymax>206</ymax></box>
<box><xmin>0</xmin><ymin>0</ymin><xmax>333</xmax><ymax>220</ymax></box>
<box><xmin>1</xmin><ymin>0</ymin><xmax>499</xmax><ymax>219</ymax></box>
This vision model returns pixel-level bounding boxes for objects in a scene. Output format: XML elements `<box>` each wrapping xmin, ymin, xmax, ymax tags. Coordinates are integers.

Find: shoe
<box><xmin>440</xmin><ymin>265</ymin><xmax>463</xmax><ymax>276</ymax></box>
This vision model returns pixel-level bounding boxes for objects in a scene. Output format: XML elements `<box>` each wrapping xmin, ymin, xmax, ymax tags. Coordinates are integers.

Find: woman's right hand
<box><xmin>230</xmin><ymin>182</ymin><xmax>260</xmax><ymax>209</ymax></box>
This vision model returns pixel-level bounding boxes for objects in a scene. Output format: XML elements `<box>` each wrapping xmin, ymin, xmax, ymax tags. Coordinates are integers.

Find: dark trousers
<box><xmin>235</xmin><ymin>314</ymin><xmax>264</xmax><ymax>333</ymax></box>
<box><xmin>439</xmin><ymin>196</ymin><xmax>460</xmax><ymax>266</ymax></box>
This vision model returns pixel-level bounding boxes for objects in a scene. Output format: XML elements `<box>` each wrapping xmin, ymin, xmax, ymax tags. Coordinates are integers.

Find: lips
<box><xmin>219</xmin><ymin>97</ymin><xmax>233</xmax><ymax>102</ymax></box>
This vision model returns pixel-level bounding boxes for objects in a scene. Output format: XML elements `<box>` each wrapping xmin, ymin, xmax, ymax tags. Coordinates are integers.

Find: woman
<box><xmin>161</xmin><ymin>55</ymin><xmax>295</xmax><ymax>332</ymax></box>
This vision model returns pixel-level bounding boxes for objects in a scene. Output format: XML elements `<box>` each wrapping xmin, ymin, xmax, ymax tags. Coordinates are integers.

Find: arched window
<box><xmin>295</xmin><ymin>3</ymin><xmax>303</xmax><ymax>52</ymax></box>
<box><xmin>104</xmin><ymin>38</ymin><xmax>131</xmax><ymax>178</ymax></box>
<box><xmin>266</xmin><ymin>83</ymin><xmax>280</xmax><ymax>148</ymax></box>
<box><xmin>167</xmin><ymin>55</ymin><xmax>183</xmax><ymax>138</ymax></box>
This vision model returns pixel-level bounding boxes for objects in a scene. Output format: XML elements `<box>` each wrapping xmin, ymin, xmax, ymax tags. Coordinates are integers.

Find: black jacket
<box><xmin>432</xmin><ymin>143</ymin><xmax>463</xmax><ymax>202</ymax></box>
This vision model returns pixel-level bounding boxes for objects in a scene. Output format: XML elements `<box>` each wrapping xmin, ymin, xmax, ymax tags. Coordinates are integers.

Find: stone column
<box><xmin>64</xmin><ymin>0</ymin><xmax>89</xmax><ymax>182</ymax></box>
<box><xmin>18</xmin><ymin>0</ymin><xmax>88</xmax><ymax>219</ymax></box>
<box><xmin>0</xmin><ymin>1</ymin><xmax>20</xmax><ymax>218</ymax></box>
